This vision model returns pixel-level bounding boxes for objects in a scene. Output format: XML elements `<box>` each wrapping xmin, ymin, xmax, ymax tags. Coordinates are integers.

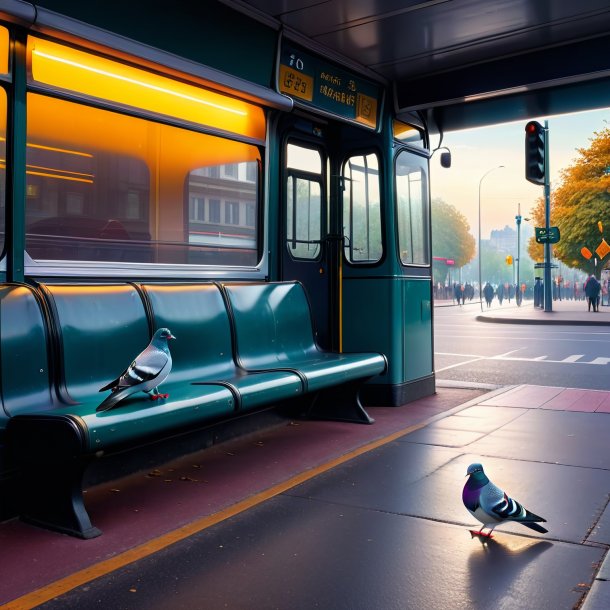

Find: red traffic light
<box><xmin>525</xmin><ymin>120</ymin><xmax>546</xmax><ymax>185</ymax></box>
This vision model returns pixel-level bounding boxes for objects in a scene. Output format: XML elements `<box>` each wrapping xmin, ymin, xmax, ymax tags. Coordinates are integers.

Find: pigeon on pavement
<box><xmin>97</xmin><ymin>328</ymin><xmax>175</xmax><ymax>412</ymax></box>
<box><xmin>462</xmin><ymin>462</ymin><xmax>548</xmax><ymax>538</ymax></box>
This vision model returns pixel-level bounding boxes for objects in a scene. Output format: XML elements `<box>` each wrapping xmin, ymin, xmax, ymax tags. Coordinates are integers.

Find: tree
<box><xmin>431</xmin><ymin>197</ymin><xmax>476</xmax><ymax>269</ymax></box>
<box><xmin>528</xmin><ymin>127</ymin><xmax>610</xmax><ymax>277</ymax></box>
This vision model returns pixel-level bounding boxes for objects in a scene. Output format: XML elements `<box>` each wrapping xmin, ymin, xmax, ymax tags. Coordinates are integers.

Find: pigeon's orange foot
<box><xmin>160</xmin><ymin>393</ymin><xmax>169</xmax><ymax>399</ymax></box>
<box><xmin>469</xmin><ymin>529</ymin><xmax>493</xmax><ymax>539</ymax></box>
<box><xmin>150</xmin><ymin>394</ymin><xmax>160</xmax><ymax>400</ymax></box>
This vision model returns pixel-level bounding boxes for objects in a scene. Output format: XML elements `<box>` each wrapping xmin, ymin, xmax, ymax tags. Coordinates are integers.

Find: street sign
<box><xmin>534</xmin><ymin>262</ymin><xmax>558</xmax><ymax>269</ymax></box>
<box><xmin>535</xmin><ymin>226</ymin><xmax>560</xmax><ymax>244</ymax></box>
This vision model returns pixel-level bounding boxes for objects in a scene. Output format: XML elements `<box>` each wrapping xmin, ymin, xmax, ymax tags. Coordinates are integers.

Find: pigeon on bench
<box><xmin>462</xmin><ymin>462</ymin><xmax>547</xmax><ymax>538</ymax></box>
<box><xmin>97</xmin><ymin>328</ymin><xmax>176</xmax><ymax>412</ymax></box>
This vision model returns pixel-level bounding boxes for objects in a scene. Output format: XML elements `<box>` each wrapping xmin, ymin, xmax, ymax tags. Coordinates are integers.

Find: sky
<box><xmin>429</xmin><ymin>107</ymin><xmax>610</xmax><ymax>240</ymax></box>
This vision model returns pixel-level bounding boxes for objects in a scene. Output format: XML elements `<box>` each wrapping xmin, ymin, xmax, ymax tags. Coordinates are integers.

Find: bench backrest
<box><xmin>222</xmin><ymin>282</ymin><xmax>318</xmax><ymax>368</ymax></box>
<box><xmin>0</xmin><ymin>285</ymin><xmax>53</xmax><ymax>420</ymax></box>
<box><xmin>40</xmin><ymin>284</ymin><xmax>151</xmax><ymax>404</ymax></box>
<box><xmin>140</xmin><ymin>283</ymin><xmax>236</xmax><ymax>382</ymax></box>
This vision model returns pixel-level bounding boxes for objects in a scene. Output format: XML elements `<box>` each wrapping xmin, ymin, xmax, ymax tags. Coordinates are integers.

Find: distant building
<box><xmin>490</xmin><ymin>225</ymin><xmax>516</xmax><ymax>253</ymax></box>
<box><xmin>490</xmin><ymin>223</ymin><xmax>534</xmax><ymax>253</ymax></box>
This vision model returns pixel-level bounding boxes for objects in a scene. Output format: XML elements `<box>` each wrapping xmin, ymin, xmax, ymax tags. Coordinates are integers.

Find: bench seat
<box><xmin>222</xmin><ymin>281</ymin><xmax>387</xmax><ymax>423</ymax></box>
<box><xmin>140</xmin><ymin>283</ymin><xmax>304</xmax><ymax>412</ymax></box>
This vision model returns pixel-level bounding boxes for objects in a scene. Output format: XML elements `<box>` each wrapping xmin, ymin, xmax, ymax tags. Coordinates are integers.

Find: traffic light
<box><xmin>525</xmin><ymin>121</ymin><xmax>546</xmax><ymax>185</ymax></box>
<box><xmin>506</xmin><ymin>255</ymin><xmax>513</xmax><ymax>265</ymax></box>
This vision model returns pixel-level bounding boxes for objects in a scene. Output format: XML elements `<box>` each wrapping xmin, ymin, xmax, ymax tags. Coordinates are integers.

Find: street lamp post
<box><xmin>478</xmin><ymin>165</ymin><xmax>505</xmax><ymax>311</ymax></box>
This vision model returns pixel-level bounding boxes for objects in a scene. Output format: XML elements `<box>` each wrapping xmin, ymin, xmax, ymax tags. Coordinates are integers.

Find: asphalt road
<box><xmin>434</xmin><ymin>302</ymin><xmax>610</xmax><ymax>390</ymax></box>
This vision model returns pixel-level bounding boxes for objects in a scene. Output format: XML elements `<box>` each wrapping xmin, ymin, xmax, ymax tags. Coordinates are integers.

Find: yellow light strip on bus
<box><xmin>26</xmin><ymin>163</ymin><xmax>94</xmax><ymax>180</ymax></box>
<box><xmin>27</xmin><ymin>142</ymin><xmax>94</xmax><ymax>158</ymax></box>
<box><xmin>29</xmin><ymin>37</ymin><xmax>265</xmax><ymax>140</ymax></box>
<box><xmin>0</xmin><ymin>136</ymin><xmax>94</xmax><ymax>159</ymax></box>
<box><xmin>26</xmin><ymin>169</ymin><xmax>94</xmax><ymax>184</ymax></box>
<box><xmin>33</xmin><ymin>49</ymin><xmax>247</xmax><ymax>116</ymax></box>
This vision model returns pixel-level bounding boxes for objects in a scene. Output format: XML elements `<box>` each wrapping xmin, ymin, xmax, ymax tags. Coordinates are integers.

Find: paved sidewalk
<box><xmin>3</xmin><ymin>384</ymin><xmax>608</xmax><ymax>609</ymax></box>
<box><xmin>439</xmin><ymin>298</ymin><xmax>610</xmax><ymax>325</ymax></box>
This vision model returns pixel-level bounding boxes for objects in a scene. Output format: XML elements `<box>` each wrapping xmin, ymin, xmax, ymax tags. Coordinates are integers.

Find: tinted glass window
<box><xmin>342</xmin><ymin>153</ymin><xmax>382</xmax><ymax>263</ymax></box>
<box><xmin>396</xmin><ymin>151</ymin><xmax>430</xmax><ymax>265</ymax></box>
<box><xmin>285</xmin><ymin>143</ymin><xmax>323</xmax><ymax>261</ymax></box>
<box><xmin>25</xmin><ymin>93</ymin><xmax>261</xmax><ymax>267</ymax></box>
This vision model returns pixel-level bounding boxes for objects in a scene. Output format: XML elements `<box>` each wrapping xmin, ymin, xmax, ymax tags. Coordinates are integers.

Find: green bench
<box><xmin>6</xmin><ymin>283</ymin><xmax>238</xmax><ymax>538</ymax></box>
<box><xmin>222</xmin><ymin>281</ymin><xmax>387</xmax><ymax>423</ymax></box>
<box><xmin>2</xmin><ymin>281</ymin><xmax>386</xmax><ymax>538</ymax></box>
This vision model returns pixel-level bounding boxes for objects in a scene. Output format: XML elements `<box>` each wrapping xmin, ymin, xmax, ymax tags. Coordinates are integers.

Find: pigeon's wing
<box><xmin>481</xmin><ymin>481</ymin><xmax>546</xmax><ymax>524</ymax></box>
<box><xmin>478</xmin><ymin>480</ymin><xmax>508</xmax><ymax>520</ymax></box>
<box><xmin>115</xmin><ymin>347</ymin><xmax>168</xmax><ymax>389</ymax></box>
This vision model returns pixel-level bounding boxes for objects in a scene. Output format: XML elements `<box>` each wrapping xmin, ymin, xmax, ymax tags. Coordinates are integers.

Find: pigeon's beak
<box><xmin>168</xmin><ymin>334</ymin><xmax>176</xmax><ymax>340</ymax></box>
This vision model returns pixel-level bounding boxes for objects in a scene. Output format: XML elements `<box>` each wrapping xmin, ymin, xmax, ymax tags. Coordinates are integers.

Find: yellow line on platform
<box><xmin>1</xmin><ymin>420</ymin><xmax>428</xmax><ymax>610</ymax></box>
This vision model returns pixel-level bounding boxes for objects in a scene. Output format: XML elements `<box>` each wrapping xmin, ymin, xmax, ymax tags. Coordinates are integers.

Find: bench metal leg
<box><xmin>18</xmin><ymin>458</ymin><xmax>102</xmax><ymax>539</ymax></box>
<box><xmin>306</xmin><ymin>382</ymin><xmax>375</xmax><ymax>424</ymax></box>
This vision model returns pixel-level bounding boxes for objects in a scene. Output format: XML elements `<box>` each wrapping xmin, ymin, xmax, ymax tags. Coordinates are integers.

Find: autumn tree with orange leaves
<box><xmin>527</xmin><ymin>126</ymin><xmax>610</xmax><ymax>277</ymax></box>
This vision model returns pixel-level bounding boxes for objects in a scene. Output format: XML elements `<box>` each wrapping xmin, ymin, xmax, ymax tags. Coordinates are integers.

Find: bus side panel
<box><xmin>342</xmin><ymin>276</ymin><xmax>434</xmax><ymax>406</ymax></box>
<box><xmin>34</xmin><ymin>1</ymin><xmax>277</xmax><ymax>87</ymax></box>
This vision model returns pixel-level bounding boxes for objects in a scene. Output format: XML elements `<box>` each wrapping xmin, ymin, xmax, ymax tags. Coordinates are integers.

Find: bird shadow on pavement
<box><xmin>466</xmin><ymin>535</ymin><xmax>553</xmax><ymax>602</ymax></box>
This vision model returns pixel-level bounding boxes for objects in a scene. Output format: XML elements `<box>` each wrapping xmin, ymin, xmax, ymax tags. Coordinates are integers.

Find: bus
<box><xmin>0</xmin><ymin>0</ymin><xmax>434</xmax><ymax>531</ymax></box>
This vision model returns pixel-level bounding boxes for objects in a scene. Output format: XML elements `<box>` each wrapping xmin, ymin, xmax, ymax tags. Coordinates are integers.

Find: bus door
<box><xmin>281</xmin><ymin>138</ymin><xmax>336</xmax><ymax>349</ymax></box>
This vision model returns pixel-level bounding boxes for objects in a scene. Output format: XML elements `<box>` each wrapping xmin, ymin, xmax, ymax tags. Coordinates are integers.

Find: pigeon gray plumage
<box><xmin>97</xmin><ymin>328</ymin><xmax>175</xmax><ymax>412</ymax></box>
<box><xmin>462</xmin><ymin>463</ymin><xmax>547</xmax><ymax>538</ymax></box>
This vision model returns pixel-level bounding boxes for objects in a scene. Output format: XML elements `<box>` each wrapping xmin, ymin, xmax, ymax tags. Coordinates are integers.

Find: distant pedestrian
<box><xmin>483</xmin><ymin>282</ymin><xmax>494</xmax><ymax>308</ymax></box>
<box><xmin>584</xmin><ymin>274</ymin><xmax>601</xmax><ymax>312</ymax></box>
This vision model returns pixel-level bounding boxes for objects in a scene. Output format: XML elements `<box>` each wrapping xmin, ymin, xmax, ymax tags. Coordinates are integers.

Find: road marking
<box><xmin>436</xmin><ymin>353</ymin><xmax>610</xmax><ymax>366</ymax></box>
<box><xmin>435</xmin><ymin>356</ymin><xmax>486</xmax><ymax>372</ymax></box>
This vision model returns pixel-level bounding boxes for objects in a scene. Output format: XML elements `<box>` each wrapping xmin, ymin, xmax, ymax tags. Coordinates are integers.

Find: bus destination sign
<box><xmin>278</xmin><ymin>43</ymin><xmax>380</xmax><ymax>129</ymax></box>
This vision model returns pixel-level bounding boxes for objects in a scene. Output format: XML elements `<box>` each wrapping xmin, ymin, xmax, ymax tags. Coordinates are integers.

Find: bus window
<box><xmin>395</xmin><ymin>151</ymin><xmax>429</xmax><ymax>266</ymax></box>
<box><xmin>286</xmin><ymin>143</ymin><xmax>323</xmax><ymax>260</ymax></box>
<box><xmin>342</xmin><ymin>152</ymin><xmax>382</xmax><ymax>263</ymax></box>
<box><xmin>25</xmin><ymin>93</ymin><xmax>262</xmax><ymax>267</ymax></box>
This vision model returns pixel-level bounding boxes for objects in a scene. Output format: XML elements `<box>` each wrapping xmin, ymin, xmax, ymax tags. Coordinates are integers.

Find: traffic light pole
<box><xmin>516</xmin><ymin>203</ymin><xmax>522</xmax><ymax>306</ymax></box>
<box><xmin>543</xmin><ymin>120</ymin><xmax>552</xmax><ymax>312</ymax></box>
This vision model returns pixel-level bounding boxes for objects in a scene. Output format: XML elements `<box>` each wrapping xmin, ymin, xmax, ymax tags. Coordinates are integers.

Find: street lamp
<box><xmin>478</xmin><ymin>165</ymin><xmax>505</xmax><ymax>311</ymax></box>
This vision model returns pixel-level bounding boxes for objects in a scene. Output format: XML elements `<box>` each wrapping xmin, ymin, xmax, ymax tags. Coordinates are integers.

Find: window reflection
<box><xmin>187</xmin><ymin>162</ymin><xmax>258</xmax><ymax>256</ymax></box>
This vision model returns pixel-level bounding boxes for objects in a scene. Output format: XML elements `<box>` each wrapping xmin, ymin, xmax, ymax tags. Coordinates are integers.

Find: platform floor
<box><xmin>1</xmin><ymin>384</ymin><xmax>609</xmax><ymax>609</ymax></box>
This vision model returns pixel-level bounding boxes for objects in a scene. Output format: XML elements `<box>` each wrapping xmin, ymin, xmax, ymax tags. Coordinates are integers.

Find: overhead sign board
<box><xmin>278</xmin><ymin>43</ymin><xmax>381</xmax><ymax>130</ymax></box>
<box><xmin>535</xmin><ymin>226</ymin><xmax>560</xmax><ymax>244</ymax></box>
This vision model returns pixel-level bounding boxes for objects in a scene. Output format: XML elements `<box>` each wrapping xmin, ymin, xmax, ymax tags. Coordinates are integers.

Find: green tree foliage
<box><xmin>527</xmin><ymin>127</ymin><xmax>610</xmax><ymax>276</ymax></box>
<box><xmin>431</xmin><ymin>197</ymin><xmax>476</xmax><ymax>269</ymax></box>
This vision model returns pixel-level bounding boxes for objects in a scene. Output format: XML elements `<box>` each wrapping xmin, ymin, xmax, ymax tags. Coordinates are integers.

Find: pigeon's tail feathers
<box><xmin>99</xmin><ymin>377</ymin><xmax>120</xmax><ymax>392</ymax></box>
<box><xmin>522</xmin><ymin>521</ymin><xmax>548</xmax><ymax>534</ymax></box>
<box><xmin>523</xmin><ymin>508</ymin><xmax>546</xmax><ymax>523</ymax></box>
<box><xmin>97</xmin><ymin>388</ymin><xmax>130</xmax><ymax>412</ymax></box>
